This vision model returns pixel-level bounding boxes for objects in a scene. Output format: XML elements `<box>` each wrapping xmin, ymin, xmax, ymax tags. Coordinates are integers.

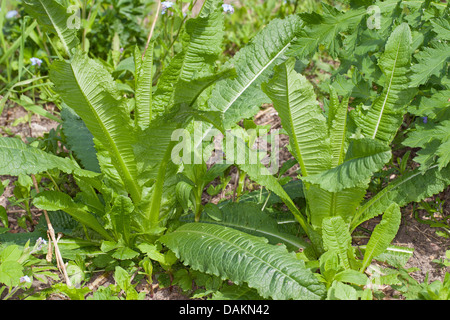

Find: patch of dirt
<box><xmin>395</xmin><ymin>199</ymin><xmax>450</xmax><ymax>283</ymax></box>
<box><xmin>0</xmin><ymin>104</ymin><xmax>59</xmax><ymax>140</ymax></box>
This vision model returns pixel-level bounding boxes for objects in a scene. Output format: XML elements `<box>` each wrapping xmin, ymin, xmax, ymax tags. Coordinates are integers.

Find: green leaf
<box><xmin>137</xmin><ymin>243</ymin><xmax>166</xmax><ymax>264</ymax></box>
<box><xmin>114</xmin><ymin>266</ymin><xmax>132</xmax><ymax>292</ymax></box>
<box><xmin>0</xmin><ymin>206</ymin><xmax>7</xmax><ymax>228</ymax></box>
<box><xmin>226</xmin><ymin>131</ymin><xmax>323</xmax><ymax>255</ymax></box>
<box><xmin>360</xmin><ymin>203</ymin><xmax>401</xmax><ymax>272</ymax></box>
<box><xmin>328</xmin><ymin>281</ymin><xmax>358</xmax><ymax>300</ymax></box>
<box><xmin>133</xmin><ymin>121</ymin><xmax>179</xmax><ymax>226</ymax></box>
<box><xmin>134</xmin><ymin>44</ymin><xmax>154</xmax><ymax>130</ymax></box>
<box><xmin>50</xmin><ymin>50</ymin><xmax>141</xmax><ymax>203</ymax></box>
<box><xmin>334</xmin><ymin>269</ymin><xmax>369</xmax><ymax>286</ymax></box>
<box><xmin>322</xmin><ymin>216</ymin><xmax>352</xmax><ymax>269</ymax></box>
<box><xmin>208</xmin><ymin>15</ymin><xmax>302</xmax><ymax>128</ymax></box>
<box><xmin>302</xmin><ymin>138</ymin><xmax>392</xmax><ymax>192</ymax></box>
<box><xmin>262</xmin><ymin>58</ymin><xmax>331</xmax><ymax>177</ymax></box>
<box><xmin>160</xmin><ymin>223</ymin><xmax>326</xmax><ymax>300</ymax></box>
<box><xmin>305</xmin><ymin>180</ymin><xmax>366</xmax><ymax>229</ymax></box>
<box><xmin>403</xmin><ymin>120</ymin><xmax>450</xmax><ymax>171</ymax></box>
<box><xmin>107</xmin><ymin>195</ymin><xmax>134</xmax><ymax>245</ymax></box>
<box><xmin>0</xmin><ymin>137</ymin><xmax>97</xmax><ymax>178</ymax></box>
<box><xmin>328</xmin><ymin>87</ymin><xmax>349</xmax><ymax>167</ymax></box>
<box><xmin>409</xmin><ymin>41</ymin><xmax>450</xmax><ymax>88</ymax></box>
<box><xmin>61</xmin><ymin>105</ymin><xmax>100</xmax><ymax>173</ymax></box>
<box><xmin>153</xmin><ymin>5</ymin><xmax>225</xmax><ymax>114</ymax></box>
<box><xmin>408</xmin><ymin>89</ymin><xmax>450</xmax><ymax>120</ymax></box>
<box><xmin>111</xmin><ymin>247</ymin><xmax>139</xmax><ymax>260</ymax></box>
<box><xmin>0</xmin><ymin>261</ymin><xmax>24</xmax><ymax>287</ymax></box>
<box><xmin>23</xmin><ymin>0</ymin><xmax>79</xmax><ymax>56</ymax></box>
<box><xmin>46</xmin><ymin>283</ymin><xmax>91</xmax><ymax>300</ymax></box>
<box><xmin>0</xmin><ymin>245</ymin><xmax>22</xmax><ymax>262</ymax></box>
<box><xmin>351</xmin><ymin>164</ymin><xmax>450</xmax><ymax>231</ymax></box>
<box><xmin>358</xmin><ymin>244</ymin><xmax>414</xmax><ymax>268</ymax></box>
<box><xmin>287</xmin><ymin>6</ymin><xmax>365</xmax><ymax>59</ymax></box>
<box><xmin>236</xmin><ymin>159</ymin><xmax>313</xmax><ymax>243</ymax></box>
<box><xmin>197</xmin><ymin>202</ymin><xmax>308</xmax><ymax>251</ymax></box>
<box><xmin>431</xmin><ymin>17</ymin><xmax>450</xmax><ymax>40</ymax></box>
<box><xmin>210</xmin><ymin>283</ymin><xmax>263</xmax><ymax>300</ymax></box>
<box><xmin>33</xmin><ymin>190</ymin><xmax>113</xmax><ymax>241</ymax></box>
<box><xmin>351</xmin><ymin>23</ymin><xmax>413</xmax><ymax>144</ymax></box>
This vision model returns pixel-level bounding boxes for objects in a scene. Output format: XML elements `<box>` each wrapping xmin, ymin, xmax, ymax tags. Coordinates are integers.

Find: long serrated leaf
<box><xmin>23</xmin><ymin>0</ymin><xmax>79</xmax><ymax>56</ymax></box>
<box><xmin>287</xmin><ymin>6</ymin><xmax>365</xmax><ymax>59</ymax></box>
<box><xmin>196</xmin><ymin>15</ymin><xmax>301</xmax><ymax>151</ymax></box>
<box><xmin>197</xmin><ymin>202</ymin><xmax>308</xmax><ymax>251</ymax></box>
<box><xmin>134</xmin><ymin>44</ymin><xmax>154</xmax><ymax>130</ymax></box>
<box><xmin>160</xmin><ymin>223</ymin><xmax>326</xmax><ymax>300</ymax></box>
<box><xmin>431</xmin><ymin>17</ymin><xmax>450</xmax><ymax>40</ymax></box>
<box><xmin>352</xmin><ymin>23</ymin><xmax>412</xmax><ymax>144</ymax></box>
<box><xmin>358</xmin><ymin>244</ymin><xmax>414</xmax><ymax>268</ymax></box>
<box><xmin>262</xmin><ymin>58</ymin><xmax>332</xmax><ymax>176</ymax></box>
<box><xmin>302</xmin><ymin>138</ymin><xmax>392</xmax><ymax>192</ymax></box>
<box><xmin>322</xmin><ymin>216</ymin><xmax>352</xmax><ymax>269</ymax></box>
<box><xmin>50</xmin><ymin>50</ymin><xmax>141</xmax><ymax>203</ymax></box>
<box><xmin>152</xmin><ymin>4</ymin><xmax>224</xmax><ymax>114</ymax></box>
<box><xmin>328</xmin><ymin>88</ymin><xmax>349</xmax><ymax>167</ymax></box>
<box><xmin>360</xmin><ymin>203</ymin><xmax>401</xmax><ymax>272</ymax></box>
<box><xmin>306</xmin><ymin>185</ymin><xmax>366</xmax><ymax>229</ymax></box>
<box><xmin>133</xmin><ymin>121</ymin><xmax>180</xmax><ymax>226</ymax></box>
<box><xmin>208</xmin><ymin>15</ymin><xmax>302</xmax><ymax>128</ymax></box>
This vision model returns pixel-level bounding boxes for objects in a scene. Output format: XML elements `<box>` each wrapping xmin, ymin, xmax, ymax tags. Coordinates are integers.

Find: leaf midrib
<box><xmin>195</xmin><ymin>41</ymin><xmax>295</xmax><ymax>150</ymax></box>
<box><xmin>173</xmin><ymin>225</ymin><xmax>322</xmax><ymax>299</ymax></box>
<box><xmin>201</xmin><ymin>219</ymin><xmax>305</xmax><ymax>249</ymax></box>
<box><xmin>38</xmin><ymin>0</ymin><xmax>70</xmax><ymax>56</ymax></box>
<box><xmin>69</xmin><ymin>62</ymin><xmax>141</xmax><ymax>202</ymax></box>
<box><xmin>283</xmin><ymin>67</ymin><xmax>309</xmax><ymax>177</ymax></box>
<box><xmin>372</xmin><ymin>38</ymin><xmax>402</xmax><ymax>140</ymax></box>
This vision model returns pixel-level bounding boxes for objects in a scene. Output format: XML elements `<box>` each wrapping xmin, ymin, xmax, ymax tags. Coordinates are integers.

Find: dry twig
<box><xmin>31</xmin><ymin>174</ymin><xmax>72</xmax><ymax>287</ymax></box>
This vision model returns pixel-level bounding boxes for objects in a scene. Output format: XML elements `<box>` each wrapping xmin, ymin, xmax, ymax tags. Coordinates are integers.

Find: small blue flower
<box><xmin>422</xmin><ymin>116</ymin><xmax>428</xmax><ymax>124</ymax></box>
<box><xmin>35</xmin><ymin>237</ymin><xmax>47</xmax><ymax>249</ymax></box>
<box><xmin>222</xmin><ymin>4</ymin><xmax>234</xmax><ymax>14</ymax></box>
<box><xmin>6</xmin><ymin>10</ymin><xmax>18</xmax><ymax>19</ymax></box>
<box><xmin>161</xmin><ymin>1</ymin><xmax>174</xmax><ymax>15</ymax></box>
<box><xmin>30</xmin><ymin>57</ymin><xmax>43</xmax><ymax>67</ymax></box>
<box><xmin>20</xmin><ymin>275</ymin><xmax>32</xmax><ymax>283</ymax></box>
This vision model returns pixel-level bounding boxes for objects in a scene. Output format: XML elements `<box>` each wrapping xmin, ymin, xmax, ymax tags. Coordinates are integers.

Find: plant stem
<box><xmin>31</xmin><ymin>174</ymin><xmax>72</xmax><ymax>287</ymax></box>
<box><xmin>194</xmin><ymin>185</ymin><xmax>203</xmax><ymax>222</ymax></box>
<box><xmin>236</xmin><ymin>171</ymin><xmax>246</xmax><ymax>200</ymax></box>
<box><xmin>3</xmin><ymin>285</ymin><xmax>20</xmax><ymax>300</ymax></box>
<box><xmin>35</xmin><ymin>24</ymin><xmax>52</xmax><ymax>63</ymax></box>
<box><xmin>293</xmin><ymin>0</ymin><xmax>299</xmax><ymax>13</ymax></box>
<box><xmin>46</xmin><ymin>171</ymin><xmax>60</xmax><ymax>192</ymax></box>
<box><xmin>152</xmin><ymin>10</ymin><xmax>189</xmax><ymax>84</ymax></box>
<box><xmin>143</xmin><ymin>0</ymin><xmax>161</xmax><ymax>59</ymax></box>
